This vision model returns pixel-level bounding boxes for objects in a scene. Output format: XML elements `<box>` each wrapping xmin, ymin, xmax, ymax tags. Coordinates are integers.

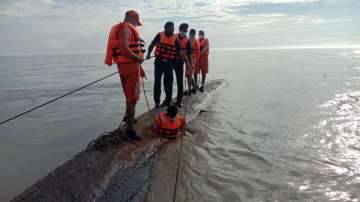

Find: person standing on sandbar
<box><xmin>146</xmin><ymin>22</ymin><xmax>192</xmax><ymax>108</ymax></box>
<box><xmin>105</xmin><ymin>10</ymin><xmax>146</xmax><ymax>141</ymax></box>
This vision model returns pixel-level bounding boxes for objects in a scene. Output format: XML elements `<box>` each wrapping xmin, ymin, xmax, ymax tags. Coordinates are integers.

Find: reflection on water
<box><xmin>300</xmin><ymin>90</ymin><xmax>360</xmax><ymax>201</ymax></box>
<box><xmin>148</xmin><ymin>49</ymin><xmax>360</xmax><ymax>201</ymax></box>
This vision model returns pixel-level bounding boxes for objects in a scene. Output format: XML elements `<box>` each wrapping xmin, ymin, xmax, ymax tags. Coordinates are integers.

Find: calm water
<box><xmin>1</xmin><ymin>49</ymin><xmax>360</xmax><ymax>201</ymax></box>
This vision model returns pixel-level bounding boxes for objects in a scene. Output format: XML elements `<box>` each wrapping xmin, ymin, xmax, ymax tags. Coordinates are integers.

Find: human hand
<box><xmin>137</xmin><ymin>56</ymin><xmax>144</xmax><ymax>64</ymax></box>
<box><xmin>104</xmin><ymin>59</ymin><xmax>113</xmax><ymax>66</ymax></box>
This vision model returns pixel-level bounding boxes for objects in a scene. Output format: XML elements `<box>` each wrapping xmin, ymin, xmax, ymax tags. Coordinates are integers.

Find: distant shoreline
<box><xmin>1</xmin><ymin>46</ymin><xmax>360</xmax><ymax>57</ymax></box>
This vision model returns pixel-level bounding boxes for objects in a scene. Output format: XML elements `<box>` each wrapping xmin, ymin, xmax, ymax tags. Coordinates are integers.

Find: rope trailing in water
<box><xmin>0</xmin><ymin>71</ymin><xmax>119</xmax><ymax>127</ymax></box>
<box><xmin>0</xmin><ymin>56</ymin><xmax>156</xmax><ymax>128</ymax></box>
<box><xmin>172</xmin><ymin>76</ymin><xmax>191</xmax><ymax>202</ymax></box>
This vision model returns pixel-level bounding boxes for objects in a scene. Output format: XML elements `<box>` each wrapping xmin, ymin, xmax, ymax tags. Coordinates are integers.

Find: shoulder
<box><xmin>179</xmin><ymin>115</ymin><xmax>185</xmax><ymax>122</ymax></box>
<box><xmin>155</xmin><ymin>113</ymin><xmax>163</xmax><ymax>123</ymax></box>
<box><xmin>159</xmin><ymin>112</ymin><xmax>167</xmax><ymax>118</ymax></box>
<box><xmin>152</xmin><ymin>32</ymin><xmax>161</xmax><ymax>43</ymax></box>
<box><xmin>154</xmin><ymin>115</ymin><xmax>161</xmax><ymax>123</ymax></box>
<box><xmin>181</xmin><ymin>117</ymin><xmax>186</xmax><ymax>126</ymax></box>
<box><xmin>117</xmin><ymin>23</ymin><xmax>130</xmax><ymax>33</ymax></box>
<box><xmin>171</xmin><ymin>33</ymin><xmax>178</xmax><ymax>40</ymax></box>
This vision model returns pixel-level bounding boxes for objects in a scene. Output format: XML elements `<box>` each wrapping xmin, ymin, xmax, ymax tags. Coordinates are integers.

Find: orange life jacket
<box><xmin>185</xmin><ymin>38</ymin><xmax>200</xmax><ymax>69</ymax></box>
<box><xmin>177</xmin><ymin>33</ymin><xmax>189</xmax><ymax>50</ymax></box>
<box><xmin>198</xmin><ymin>38</ymin><xmax>209</xmax><ymax>55</ymax></box>
<box><xmin>154</xmin><ymin>112</ymin><xmax>185</xmax><ymax>138</ymax></box>
<box><xmin>104</xmin><ymin>22</ymin><xmax>144</xmax><ymax>65</ymax></box>
<box><xmin>175</xmin><ymin>33</ymin><xmax>189</xmax><ymax>60</ymax></box>
<box><xmin>191</xmin><ymin>38</ymin><xmax>200</xmax><ymax>58</ymax></box>
<box><xmin>155</xmin><ymin>31</ymin><xmax>178</xmax><ymax>61</ymax></box>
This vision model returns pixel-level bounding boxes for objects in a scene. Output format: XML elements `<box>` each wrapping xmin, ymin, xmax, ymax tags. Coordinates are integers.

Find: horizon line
<box><xmin>1</xmin><ymin>45</ymin><xmax>360</xmax><ymax>56</ymax></box>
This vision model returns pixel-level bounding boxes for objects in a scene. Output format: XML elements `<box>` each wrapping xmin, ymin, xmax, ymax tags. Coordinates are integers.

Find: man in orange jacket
<box><xmin>152</xmin><ymin>104</ymin><xmax>186</xmax><ymax>139</ymax></box>
<box><xmin>146</xmin><ymin>22</ymin><xmax>192</xmax><ymax>108</ymax></box>
<box><xmin>104</xmin><ymin>10</ymin><xmax>145</xmax><ymax>141</ymax></box>
<box><xmin>187</xmin><ymin>29</ymin><xmax>200</xmax><ymax>93</ymax></box>
<box><xmin>174</xmin><ymin>23</ymin><xmax>192</xmax><ymax>107</ymax></box>
<box><xmin>195</xmin><ymin>30</ymin><xmax>209</xmax><ymax>92</ymax></box>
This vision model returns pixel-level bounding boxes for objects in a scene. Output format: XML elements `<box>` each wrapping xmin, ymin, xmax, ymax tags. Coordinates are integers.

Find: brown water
<box><xmin>1</xmin><ymin>49</ymin><xmax>360</xmax><ymax>201</ymax></box>
<box><xmin>148</xmin><ymin>49</ymin><xmax>360</xmax><ymax>201</ymax></box>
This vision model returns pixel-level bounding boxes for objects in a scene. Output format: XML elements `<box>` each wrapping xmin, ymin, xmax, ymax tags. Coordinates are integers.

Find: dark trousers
<box><xmin>154</xmin><ymin>58</ymin><xmax>173</xmax><ymax>104</ymax></box>
<box><xmin>173</xmin><ymin>59</ymin><xmax>184</xmax><ymax>104</ymax></box>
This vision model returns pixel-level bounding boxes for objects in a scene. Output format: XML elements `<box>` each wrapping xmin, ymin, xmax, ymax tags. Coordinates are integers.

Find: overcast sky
<box><xmin>0</xmin><ymin>0</ymin><xmax>359</xmax><ymax>55</ymax></box>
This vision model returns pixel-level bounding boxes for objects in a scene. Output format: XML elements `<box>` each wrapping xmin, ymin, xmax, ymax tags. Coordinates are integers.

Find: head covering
<box><xmin>167</xmin><ymin>104</ymin><xmax>178</xmax><ymax>118</ymax></box>
<box><xmin>126</xmin><ymin>10</ymin><xmax>142</xmax><ymax>26</ymax></box>
<box><xmin>179</xmin><ymin>23</ymin><xmax>189</xmax><ymax>31</ymax></box>
<box><xmin>164</xmin><ymin>21</ymin><xmax>174</xmax><ymax>29</ymax></box>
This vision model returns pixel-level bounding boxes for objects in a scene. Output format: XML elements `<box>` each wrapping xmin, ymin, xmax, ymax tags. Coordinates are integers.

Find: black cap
<box><xmin>199</xmin><ymin>30</ymin><xmax>205</xmax><ymax>35</ymax></box>
<box><xmin>189</xmin><ymin>29</ymin><xmax>196</xmax><ymax>35</ymax></box>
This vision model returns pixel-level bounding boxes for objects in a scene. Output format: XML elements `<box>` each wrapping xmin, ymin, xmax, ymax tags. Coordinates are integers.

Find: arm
<box><xmin>118</xmin><ymin>27</ymin><xmax>144</xmax><ymax>63</ymax></box>
<box><xmin>146</xmin><ymin>33</ymin><xmax>160</xmax><ymax>59</ymax></box>
<box><xmin>200</xmin><ymin>39</ymin><xmax>209</xmax><ymax>55</ymax></box>
<box><xmin>146</xmin><ymin>43</ymin><xmax>155</xmax><ymax>59</ymax></box>
<box><xmin>186</xmin><ymin>40</ymin><xmax>192</xmax><ymax>64</ymax></box>
<box><xmin>104</xmin><ymin>26</ymin><xmax>116</xmax><ymax>66</ymax></box>
<box><xmin>175</xmin><ymin>39</ymin><xmax>192</xmax><ymax>69</ymax></box>
<box><xmin>180</xmin><ymin>51</ymin><xmax>192</xmax><ymax>69</ymax></box>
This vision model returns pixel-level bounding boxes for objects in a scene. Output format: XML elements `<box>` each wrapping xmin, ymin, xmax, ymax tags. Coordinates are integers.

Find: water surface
<box><xmin>1</xmin><ymin>49</ymin><xmax>360</xmax><ymax>201</ymax></box>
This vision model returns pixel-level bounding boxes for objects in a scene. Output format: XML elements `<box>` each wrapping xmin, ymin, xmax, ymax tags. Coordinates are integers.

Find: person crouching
<box><xmin>152</xmin><ymin>104</ymin><xmax>186</xmax><ymax>139</ymax></box>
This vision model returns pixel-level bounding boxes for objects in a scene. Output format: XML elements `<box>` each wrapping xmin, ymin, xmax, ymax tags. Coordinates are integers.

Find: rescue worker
<box><xmin>152</xmin><ymin>104</ymin><xmax>186</xmax><ymax>138</ymax></box>
<box><xmin>187</xmin><ymin>29</ymin><xmax>200</xmax><ymax>94</ymax></box>
<box><xmin>174</xmin><ymin>23</ymin><xmax>192</xmax><ymax>107</ymax></box>
<box><xmin>146</xmin><ymin>22</ymin><xmax>192</xmax><ymax>108</ymax></box>
<box><xmin>104</xmin><ymin>10</ymin><xmax>145</xmax><ymax>141</ymax></box>
<box><xmin>194</xmin><ymin>30</ymin><xmax>209</xmax><ymax>92</ymax></box>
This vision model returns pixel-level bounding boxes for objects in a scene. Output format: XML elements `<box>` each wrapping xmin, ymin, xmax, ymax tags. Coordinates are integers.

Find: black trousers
<box><xmin>173</xmin><ymin>59</ymin><xmax>184</xmax><ymax>104</ymax></box>
<box><xmin>154</xmin><ymin>58</ymin><xmax>173</xmax><ymax>104</ymax></box>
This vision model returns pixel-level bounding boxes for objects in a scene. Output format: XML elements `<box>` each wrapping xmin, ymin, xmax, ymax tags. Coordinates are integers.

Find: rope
<box><xmin>172</xmin><ymin>76</ymin><xmax>191</xmax><ymax>202</ymax></box>
<box><xmin>0</xmin><ymin>71</ymin><xmax>119</xmax><ymax>127</ymax></box>
<box><xmin>0</xmin><ymin>55</ymin><xmax>156</xmax><ymax>128</ymax></box>
<box><xmin>141</xmin><ymin>76</ymin><xmax>155</xmax><ymax>119</ymax></box>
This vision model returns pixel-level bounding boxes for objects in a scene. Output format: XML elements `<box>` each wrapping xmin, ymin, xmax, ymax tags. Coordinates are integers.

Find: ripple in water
<box><xmin>301</xmin><ymin>91</ymin><xmax>360</xmax><ymax>201</ymax></box>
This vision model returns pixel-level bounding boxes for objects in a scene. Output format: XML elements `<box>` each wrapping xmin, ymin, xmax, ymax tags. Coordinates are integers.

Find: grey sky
<box><xmin>0</xmin><ymin>0</ymin><xmax>359</xmax><ymax>55</ymax></box>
